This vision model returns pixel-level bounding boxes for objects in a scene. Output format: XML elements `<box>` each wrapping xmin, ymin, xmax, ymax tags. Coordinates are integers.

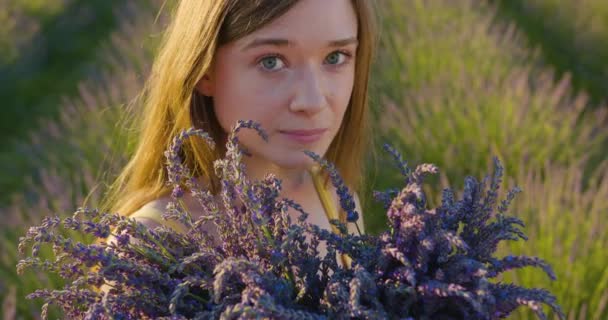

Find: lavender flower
<box><xmin>17</xmin><ymin>121</ymin><xmax>564</xmax><ymax>319</ymax></box>
<box><xmin>303</xmin><ymin>151</ymin><xmax>360</xmax><ymax>225</ymax></box>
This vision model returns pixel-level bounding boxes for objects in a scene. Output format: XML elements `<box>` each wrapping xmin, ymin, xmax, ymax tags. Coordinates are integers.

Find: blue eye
<box><xmin>326</xmin><ymin>51</ymin><xmax>343</xmax><ymax>65</ymax></box>
<box><xmin>259</xmin><ymin>56</ymin><xmax>285</xmax><ymax>72</ymax></box>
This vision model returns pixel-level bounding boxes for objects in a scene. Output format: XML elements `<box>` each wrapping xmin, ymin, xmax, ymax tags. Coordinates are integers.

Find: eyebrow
<box><xmin>242</xmin><ymin>37</ymin><xmax>358</xmax><ymax>51</ymax></box>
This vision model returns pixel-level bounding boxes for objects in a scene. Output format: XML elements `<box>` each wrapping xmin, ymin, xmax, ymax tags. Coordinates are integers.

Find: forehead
<box><xmin>234</xmin><ymin>0</ymin><xmax>358</xmax><ymax>50</ymax></box>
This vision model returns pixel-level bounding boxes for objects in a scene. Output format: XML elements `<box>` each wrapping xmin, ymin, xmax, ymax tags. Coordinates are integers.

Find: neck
<box><xmin>241</xmin><ymin>155</ymin><xmax>312</xmax><ymax>194</ymax></box>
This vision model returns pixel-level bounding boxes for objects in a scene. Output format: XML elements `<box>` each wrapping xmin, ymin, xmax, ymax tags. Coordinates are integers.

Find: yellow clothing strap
<box><xmin>310</xmin><ymin>167</ymin><xmax>341</xmax><ymax>234</ymax></box>
<box><xmin>309</xmin><ymin>165</ymin><xmax>352</xmax><ymax>269</ymax></box>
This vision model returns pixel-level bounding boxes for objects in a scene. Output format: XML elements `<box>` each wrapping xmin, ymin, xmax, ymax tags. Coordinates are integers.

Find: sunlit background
<box><xmin>1</xmin><ymin>0</ymin><xmax>607</xmax><ymax>318</ymax></box>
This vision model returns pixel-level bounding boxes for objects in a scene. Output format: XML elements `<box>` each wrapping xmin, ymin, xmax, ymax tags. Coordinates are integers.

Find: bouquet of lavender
<box><xmin>17</xmin><ymin>120</ymin><xmax>565</xmax><ymax>319</ymax></box>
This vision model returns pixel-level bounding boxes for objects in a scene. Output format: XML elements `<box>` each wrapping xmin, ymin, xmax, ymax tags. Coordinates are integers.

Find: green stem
<box><xmin>185</xmin><ymin>292</ymin><xmax>208</xmax><ymax>304</ymax></box>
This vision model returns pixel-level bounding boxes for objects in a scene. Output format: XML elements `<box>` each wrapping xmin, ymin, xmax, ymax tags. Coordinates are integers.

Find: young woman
<box><xmin>103</xmin><ymin>0</ymin><xmax>377</xmax><ymax>269</ymax></box>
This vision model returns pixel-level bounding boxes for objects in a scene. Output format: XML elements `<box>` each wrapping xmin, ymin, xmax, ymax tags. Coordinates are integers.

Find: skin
<box><xmin>196</xmin><ymin>0</ymin><xmax>359</xmax><ymax>195</ymax></box>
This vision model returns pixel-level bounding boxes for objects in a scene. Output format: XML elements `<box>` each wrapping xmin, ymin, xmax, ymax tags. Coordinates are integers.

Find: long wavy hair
<box><xmin>103</xmin><ymin>0</ymin><xmax>378</xmax><ymax>217</ymax></box>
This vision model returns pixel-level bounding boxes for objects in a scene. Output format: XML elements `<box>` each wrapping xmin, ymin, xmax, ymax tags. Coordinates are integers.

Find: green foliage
<box><xmin>496</xmin><ymin>162</ymin><xmax>608</xmax><ymax>319</ymax></box>
<box><xmin>369</xmin><ymin>0</ymin><xmax>606</xmax><ymax>184</ymax></box>
<box><xmin>0</xmin><ymin>0</ymin><xmax>69</xmax><ymax>65</ymax></box>
<box><xmin>365</xmin><ymin>0</ymin><xmax>607</xmax><ymax>220</ymax></box>
<box><xmin>494</xmin><ymin>0</ymin><xmax>608</xmax><ymax>106</ymax></box>
<box><xmin>0</xmin><ymin>0</ymin><xmax>138</xmax><ymax>190</ymax></box>
<box><xmin>0</xmin><ymin>1</ymin><xmax>163</xmax><ymax>206</ymax></box>
<box><xmin>0</xmin><ymin>1</ymin><xmax>164</xmax><ymax>318</ymax></box>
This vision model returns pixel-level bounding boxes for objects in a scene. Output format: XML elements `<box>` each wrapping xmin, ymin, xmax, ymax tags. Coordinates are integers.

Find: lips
<box><xmin>280</xmin><ymin>128</ymin><xmax>327</xmax><ymax>143</ymax></box>
<box><xmin>280</xmin><ymin>128</ymin><xmax>327</xmax><ymax>135</ymax></box>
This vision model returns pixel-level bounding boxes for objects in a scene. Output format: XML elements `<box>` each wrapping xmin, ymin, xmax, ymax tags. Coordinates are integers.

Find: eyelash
<box><xmin>256</xmin><ymin>50</ymin><xmax>353</xmax><ymax>73</ymax></box>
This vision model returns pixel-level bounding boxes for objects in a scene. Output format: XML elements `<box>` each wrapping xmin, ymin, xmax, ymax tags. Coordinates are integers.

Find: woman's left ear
<box><xmin>195</xmin><ymin>73</ymin><xmax>215</xmax><ymax>97</ymax></box>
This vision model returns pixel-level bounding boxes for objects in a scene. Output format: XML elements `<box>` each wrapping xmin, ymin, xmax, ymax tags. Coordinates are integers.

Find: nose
<box><xmin>288</xmin><ymin>66</ymin><xmax>328</xmax><ymax>115</ymax></box>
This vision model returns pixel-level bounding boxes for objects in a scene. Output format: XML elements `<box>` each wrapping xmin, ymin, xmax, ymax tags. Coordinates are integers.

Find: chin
<box><xmin>271</xmin><ymin>153</ymin><xmax>320</xmax><ymax>170</ymax></box>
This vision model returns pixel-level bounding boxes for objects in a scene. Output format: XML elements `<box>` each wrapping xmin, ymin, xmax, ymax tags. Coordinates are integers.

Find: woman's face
<box><xmin>198</xmin><ymin>0</ymin><xmax>358</xmax><ymax>170</ymax></box>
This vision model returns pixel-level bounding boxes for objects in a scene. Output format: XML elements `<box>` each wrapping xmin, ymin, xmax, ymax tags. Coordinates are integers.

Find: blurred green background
<box><xmin>1</xmin><ymin>0</ymin><xmax>606</xmax><ymax>319</ymax></box>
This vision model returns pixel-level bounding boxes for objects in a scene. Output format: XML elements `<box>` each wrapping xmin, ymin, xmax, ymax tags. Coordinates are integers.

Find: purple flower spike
<box><xmin>382</xmin><ymin>142</ymin><xmax>411</xmax><ymax>182</ymax></box>
<box><xmin>233</xmin><ymin>120</ymin><xmax>269</xmax><ymax>142</ymax></box>
<box><xmin>303</xmin><ymin>150</ymin><xmax>360</xmax><ymax>224</ymax></box>
<box><xmin>164</xmin><ymin>127</ymin><xmax>215</xmax><ymax>186</ymax></box>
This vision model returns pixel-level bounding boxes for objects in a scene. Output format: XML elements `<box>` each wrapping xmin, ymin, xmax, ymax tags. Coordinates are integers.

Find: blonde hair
<box><xmin>104</xmin><ymin>0</ymin><xmax>378</xmax><ymax>217</ymax></box>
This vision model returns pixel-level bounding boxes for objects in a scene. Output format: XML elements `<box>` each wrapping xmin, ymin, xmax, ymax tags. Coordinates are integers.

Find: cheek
<box><xmin>332</xmin><ymin>74</ymin><xmax>355</xmax><ymax>121</ymax></box>
<box><xmin>212</xmin><ymin>71</ymin><xmax>260</xmax><ymax>131</ymax></box>
<box><xmin>212</xmin><ymin>90</ymin><xmax>283</xmax><ymax>135</ymax></box>
<box><xmin>212</xmin><ymin>104</ymin><xmax>233</xmax><ymax>134</ymax></box>
<box><xmin>213</xmin><ymin>60</ymin><xmax>282</xmax><ymax>122</ymax></box>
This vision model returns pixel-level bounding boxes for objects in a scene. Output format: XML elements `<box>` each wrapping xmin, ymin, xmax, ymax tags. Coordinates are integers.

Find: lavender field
<box><xmin>1</xmin><ymin>0</ymin><xmax>607</xmax><ymax>319</ymax></box>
